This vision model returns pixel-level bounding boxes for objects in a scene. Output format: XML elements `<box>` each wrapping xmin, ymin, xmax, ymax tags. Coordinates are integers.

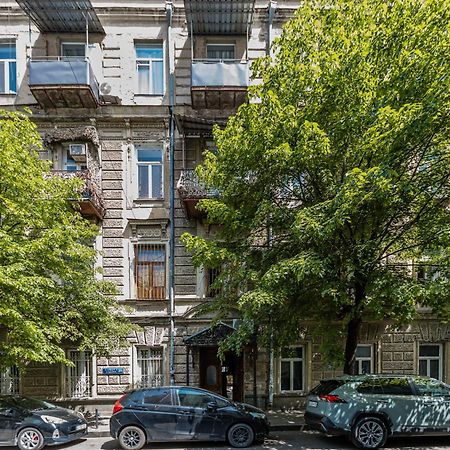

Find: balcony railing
<box><xmin>177</xmin><ymin>169</ymin><xmax>219</xmax><ymax>219</ymax></box>
<box><xmin>65</xmin><ymin>376</ymin><xmax>92</xmax><ymax>398</ymax></box>
<box><xmin>29</xmin><ymin>58</ymin><xmax>100</xmax><ymax>109</ymax></box>
<box><xmin>191</xmin><ymin>60</ymin><xmax>249</xmax><ymax>110</ymax></box>
<box><xmin>49</xmin><ymin>170</ymin><xmax>105</xmax><ymax>220</ymax></box>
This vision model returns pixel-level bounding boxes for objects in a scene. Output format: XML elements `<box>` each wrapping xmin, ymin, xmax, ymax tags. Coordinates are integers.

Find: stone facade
<box><xmin>1</xmin><ymin>0</ymin><xmax>450</xmax><ymax>412</ymax></box>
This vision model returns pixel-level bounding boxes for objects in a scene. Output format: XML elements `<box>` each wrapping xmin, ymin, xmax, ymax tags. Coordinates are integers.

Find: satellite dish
<box><xmin>100</xmin><ymin>82</ymin><xmax>112</xmax><ymax>95</ymax></box>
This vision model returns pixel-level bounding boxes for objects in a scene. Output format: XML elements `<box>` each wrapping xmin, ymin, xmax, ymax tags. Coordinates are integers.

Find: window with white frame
<box><xmin>61</xmin><ymin>42</ymin><xmax>86</xmax><ymax>59</ymax></box>
<box><xmin>280</xmin><ymin>346</ymin><xmax>304</xmax><ymax>392</ymax></box>
<box><xmin>136</xmin><ymin>347</ymin><xmax>163</xmax><ymax>388</ymax></box>
<box><xmin>356</xmin><ymin>345</ymin><xmax>373</xmax><ymax>374</ymax></box>
<box><xmin>136</xmin><ymin>147</ymin><xmax>163</xmax><ymax>199</ymax></box>
<box><xmin>65</xmin><ymin>350</ymin><xmax>92</xmax><ymax>398</ymax></box>
<box><xmin>0</xmin><ymin>366</ymin><xmax>19</xmax><ymax>395</ymax></box>
<box><xmin>134</xmin><ymin>243</ymin><xmax>166</xmax><ymax>300</ymax></box>
<box><xmin>135</xmin><ymin>43</ymin><xmax>164</xmax><ymax>95</ymax></box>
<box><xmin>206</xmin><ymin>43</ymin><xmax>235</xmax><ymax>60</ymax></box>
<box><xmin>419</xmin><ymin>344</ymin><xmax>442</xmax><ymax>380</ymax></box>
<box><xmin>0</xmin><ymin>41</ymin><xmax>16</xmax><ymax>94</ymax></box>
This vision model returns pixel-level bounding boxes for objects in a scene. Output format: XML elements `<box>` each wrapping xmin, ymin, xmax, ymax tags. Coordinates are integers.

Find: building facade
<box><xmin>1</xmin><ymin>0</ymin><xmax>450</xmax><ymax>411</ymax></box>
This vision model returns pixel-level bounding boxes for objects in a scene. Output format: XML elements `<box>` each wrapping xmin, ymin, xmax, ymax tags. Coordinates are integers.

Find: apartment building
<box><xmin>1</xmin><ymin>0</ymin><xmax>450</xmax><ymax>410</ymax></box>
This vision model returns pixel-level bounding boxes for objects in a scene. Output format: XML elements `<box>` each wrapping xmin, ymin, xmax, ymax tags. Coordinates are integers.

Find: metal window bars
<box><xmin>134</xmin><ymin>244</ymin><xmax>166</xmax><ymax>300</ymax></box>
<box><xmin>135</xmin><ymin>348</ymin><xmax>164</xmax><ymax>388</ymax></box>
<box><xmin>0</xmin><ymin>367</ymin><xmax>19</xmax><ymax>395</ymax></box>
<box><xmin>66</xmin><ymin>350</ymin><xmax>92</xmax><ymax>398</ymax></box>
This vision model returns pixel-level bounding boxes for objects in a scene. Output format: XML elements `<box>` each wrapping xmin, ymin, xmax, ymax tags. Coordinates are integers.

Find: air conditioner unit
<box><xmin>69</xmin><ymin>144</ymin><xmax>87</xmax><ymax>162</ymax></box>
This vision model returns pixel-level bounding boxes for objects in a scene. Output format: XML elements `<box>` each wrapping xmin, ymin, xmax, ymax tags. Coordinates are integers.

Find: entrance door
<box><xmin>199</xmin><ymin>347</ymin><xmax>244</xmax><ymax>402</ymax></box>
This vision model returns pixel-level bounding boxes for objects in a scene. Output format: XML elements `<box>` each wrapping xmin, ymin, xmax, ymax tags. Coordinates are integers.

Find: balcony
<box><xmin>177</xmin><ymin>169</ymin><xmax>219</xmax><ymax>219</ymax></box>
<box><xmin>50</xmin><ymin>170</ymin><xmax>105</xmax><ymax>220</ymax></box>
<box><xmin>29</xmin><ymin>58</ymin><xmax>100</xmax><ymax>109</ymax></box>
<box><xmin>191</xmin><ymin>60</ymin><xmax>249</xmax><ymax>110</ymax></box>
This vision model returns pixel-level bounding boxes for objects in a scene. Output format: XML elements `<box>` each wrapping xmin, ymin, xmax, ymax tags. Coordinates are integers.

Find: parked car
<box><xmin>110</xmin><ymin>386</ymin><xmax>269</xmax><ymax>450</ymax></box>
<box><xmin>0</xmin><ymin>395</ymin><xmax>87</xmax><ymax>450</ymax></box>
<box><xmin>305</xmin><ymin>374</ymin><xmax>450</xmax><ymax>449</ymax></box>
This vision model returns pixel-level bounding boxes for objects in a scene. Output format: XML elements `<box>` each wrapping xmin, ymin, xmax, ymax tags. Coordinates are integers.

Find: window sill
<box><xmin>133</xmin><ymin>198</ymin><xmax>165</xmax><ymax>207</ymax></box>
<box><xmin>121</xmin><ymin>298</ymin><xmax>168</xmax><ymax>304</ymax></box>
<box><xmin>134</xmin><ymin>93</ymin><xmax>164</xmax><ymax>97</ymax></box>
<box><xmin>0</xmin><ymin>93</ymin><xmax>16</xmax><ymax>96</ymax></box>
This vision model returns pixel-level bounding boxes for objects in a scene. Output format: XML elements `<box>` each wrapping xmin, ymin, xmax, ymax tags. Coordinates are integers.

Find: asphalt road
<box><xmin>6</xmin><ymin>430</ymin><xmax>450</xmax><ymax>450</ymax></box>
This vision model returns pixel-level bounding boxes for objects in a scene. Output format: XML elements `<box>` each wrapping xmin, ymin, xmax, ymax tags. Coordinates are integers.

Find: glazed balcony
<box><xmin>29</xmin><ymin>58</ymin><xmax>100</xmax><ymax>109</ymax></box>
<box><xmin>177</xmin><ymin>169</ymin><xmax>219</xmax><ymax>219</ymax></box>
<box><xmin>50</xmin><ymin>170</ymin><xmax>105</xmax><ymax>220</ymax></box>
<box><xmin>191</xmin><ymin>60</ymin><xmax>249</xmax><ymax>110</ymax></box>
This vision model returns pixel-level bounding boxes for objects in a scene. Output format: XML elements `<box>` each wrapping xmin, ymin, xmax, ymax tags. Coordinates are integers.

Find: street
<box><xmin>5</xmin><ymin>430</ymin><xmax>450</xmax><ymax>450</ymax></box>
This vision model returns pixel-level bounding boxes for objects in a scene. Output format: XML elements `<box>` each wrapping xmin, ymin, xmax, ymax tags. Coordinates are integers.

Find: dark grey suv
<box><xmin>305</xmin><ymin>374</ymin><xmax>450</xmax><ymax>449</ymax></box>
<box><xmin>110</xmin><ymin>386</ymin><xmax>269</xmax><ymax>450</ymax></box>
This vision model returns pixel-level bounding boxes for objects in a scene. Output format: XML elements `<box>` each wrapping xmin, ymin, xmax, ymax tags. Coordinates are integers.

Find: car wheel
<box><xmin>17</xmin><ymin>427</ymin><xmax>44</xmax><ymax>450</ymax></box>
<box><xmin>118</xmin><ymin>425</ymin><xmax>146</xmax><ymax>450</ymax></box>
<box><xmin>351</xmin><ymin>416</ymin><xmax>387</xmax><ymax>449</ymax></box>
<box><xmin>227</xmin><ymin>423</ymin><xmax>254</xmax><ymax>448</ymax></box>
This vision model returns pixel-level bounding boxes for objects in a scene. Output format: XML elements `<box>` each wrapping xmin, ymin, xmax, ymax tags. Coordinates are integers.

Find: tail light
<box><xmin>319</xmin><ymin>394</ymin><xmax>347</xmax><ymax>403</ymax></box>
<box><xmin>112</xmin><ymin>394</ymin><xmax>126</xmax><ymax>414</ymax></box>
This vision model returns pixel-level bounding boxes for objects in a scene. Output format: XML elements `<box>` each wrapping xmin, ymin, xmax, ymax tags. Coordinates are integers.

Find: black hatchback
<box><xmin>0</xmin><ymin>395</ymin><xmax>87</xmax><ymax>450</ymax></box>
<box><xmin>110</xmin><ymin>386</ymin><xmax>269</xmax><ymax>450</ymax></box>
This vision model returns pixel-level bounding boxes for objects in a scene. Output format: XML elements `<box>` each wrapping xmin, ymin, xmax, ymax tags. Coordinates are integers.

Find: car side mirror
<box><xmin>206</xmin><ymin>401</ymin><xmax>217</xmax><ymax>411</ymax></box>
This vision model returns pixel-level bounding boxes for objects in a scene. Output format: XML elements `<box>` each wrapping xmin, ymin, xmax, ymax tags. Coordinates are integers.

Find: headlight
<box><xmin>41</xmin><ymin>415</ymin><xmax>67</xmax><ymax>424</ymax></box>
<box><xmin>249</xmin><ymin>412</ymin><xmax>266</xmax><ymax>420</ymax></box>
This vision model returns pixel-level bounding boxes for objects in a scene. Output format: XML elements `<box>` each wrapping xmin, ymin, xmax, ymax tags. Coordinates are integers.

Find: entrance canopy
<box><xmin>16</xmin><ymin>0</ymin><xmax>105</xmax><ymax>34</ymax></box>
<box><xmin>184</xmin><ymin>323</ymin><xmax>235</xmax><ymax>347</ymax></box>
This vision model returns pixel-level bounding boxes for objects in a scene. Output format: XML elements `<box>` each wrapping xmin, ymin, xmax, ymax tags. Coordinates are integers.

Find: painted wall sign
<box><xmin>102</xmin><ymin>367</ymin><xmax>124</xmax><ymax>375</ymax></box>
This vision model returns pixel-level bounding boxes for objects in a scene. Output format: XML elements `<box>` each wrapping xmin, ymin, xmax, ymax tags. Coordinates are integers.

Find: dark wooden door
<box><xmin>199</xmin><ymin>347</ymin><xmax>221</xmax><ymax>395</ymax></box>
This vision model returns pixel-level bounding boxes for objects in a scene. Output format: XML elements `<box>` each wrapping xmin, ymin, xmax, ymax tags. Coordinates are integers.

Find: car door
<box><xmin>174</xmin><ymin>387</ymin><xmax>222</xmax><ymax>441</ymax></box>
<box><xmin>412</xmin><ymin>377</ymin><xmax>450</xmax><ymax>431</ymax></box>
<box><xmin>130</xmin><ymin>388</ymin><xmax>177</xmax><ymax>440</ymax></box>
<box><xmin>0</xmin><ymin>402</ymin><xmax>21</xmax><ymax>445</ymax></box>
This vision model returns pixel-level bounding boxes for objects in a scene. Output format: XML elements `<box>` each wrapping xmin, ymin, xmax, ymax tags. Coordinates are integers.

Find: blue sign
<box><xmin>102</xmin><ymin>367</ymin><xmax>124</xmax><ymax>375</ymax></box>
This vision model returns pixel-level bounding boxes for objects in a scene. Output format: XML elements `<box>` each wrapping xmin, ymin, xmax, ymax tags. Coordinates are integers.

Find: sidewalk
<box><xmin>86</xmin><ymin>410</ymin><xmax>305</xmax><ymax>438</ymax></box>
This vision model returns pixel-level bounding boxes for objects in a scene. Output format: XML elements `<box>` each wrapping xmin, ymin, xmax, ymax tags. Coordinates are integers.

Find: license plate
<box><xmin>75</xmin><ymin>423</ymin><xmax>87</xmax><ymax>431</ymax></box>
<box><xmin>308</xmin><ymin>400</ymin><xmax>318</xmax><ymax>408</ymax></box>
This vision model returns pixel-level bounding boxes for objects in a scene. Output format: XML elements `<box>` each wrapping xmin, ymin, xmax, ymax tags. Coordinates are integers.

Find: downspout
<box><xmin>267</xmin><ymin>1</ymin><xmax>277</xmax><ymax>409</ymax></box>
<box><xmin>166</xmin><ymin>0</ymin><xmax>176</xmax><ymax>386</ymax></box>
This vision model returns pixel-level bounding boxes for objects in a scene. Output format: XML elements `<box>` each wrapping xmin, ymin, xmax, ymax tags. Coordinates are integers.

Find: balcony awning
<box><xmin>184</xmin><ymin>0</ymin><xmax>255</xmax><ymax>35</ymax></box>
<box><xmin>175</xmin><ymin>115</ymin><xmax>226</xmax><ymax>138</ymax></box>
<box><xmin>15</xmin><ymin>0</ymin><xmax>104</xmax><ymax>34</ymax></box>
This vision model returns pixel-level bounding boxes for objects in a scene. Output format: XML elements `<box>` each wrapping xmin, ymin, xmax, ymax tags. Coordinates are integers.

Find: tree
<box><xmin>0</xmin><ymin>110</ymin><xmax>132</xmax><ymax>369</ymax></box>
<box><xmin>182</xmin><ymin>0</ymin><xmax>450</xmax><ymax>373</ymax></box>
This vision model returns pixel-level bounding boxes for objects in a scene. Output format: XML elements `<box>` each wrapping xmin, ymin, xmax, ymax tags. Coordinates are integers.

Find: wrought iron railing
<box><xmin>0</xmin><ymin>371</ymin><xmax>19</xmax><ymax>395</ymax></box>
<box><xmin>49</xmin><ymin>170</ymin><xmax>105</xmax><ymax>218</ymax></box>
<box><xmin>177</xmin><ymin>169</ymin><xmax>219</xmax><ymax>199</ymax></box>
<box><xmin>65</xmin><ymin>376</ymin><xmax>92</xmax><ymax>398</ymax></box>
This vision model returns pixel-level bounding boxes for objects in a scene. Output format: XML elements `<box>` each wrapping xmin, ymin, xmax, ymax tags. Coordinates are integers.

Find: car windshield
<box><xmin>5</xmin><ymin>397</ymin><xmax>56</xmax><ymax>411</ymax></box>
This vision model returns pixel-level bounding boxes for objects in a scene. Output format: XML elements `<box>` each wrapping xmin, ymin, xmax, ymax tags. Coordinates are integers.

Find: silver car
<box><xmin>305</xmin><ymin>374</ymin><xmax>450</xmax><ymax>449</ymax></box>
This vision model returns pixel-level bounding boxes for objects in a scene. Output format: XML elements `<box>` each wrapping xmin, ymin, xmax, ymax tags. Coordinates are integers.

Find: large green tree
<box><xmin>183</xmin><ymin>0</ymin><xmax>450</xmax><ymax>373</ymax></box>
<box><xmin>0</xmin><ymin>110</ymin><xmax>131</xmax><ymax>369</ymax></box>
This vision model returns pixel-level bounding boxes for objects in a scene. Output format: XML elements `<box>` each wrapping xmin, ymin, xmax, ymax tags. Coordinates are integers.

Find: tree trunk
<box><xmin>343</xmin><ymin>315</ymin><xmax>362</xmax><ymax>374</ymax></box>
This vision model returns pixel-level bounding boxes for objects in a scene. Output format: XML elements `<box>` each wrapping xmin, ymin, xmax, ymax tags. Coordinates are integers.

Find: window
<box><xmin>134</xmin><ymin>244</ymin><xmax>166</xmax><ymax>299</ymax></box>
<box><xmin>137</xmin><ymin>147</ymin><xmax>163</xmax><ymax>199</ymax></box>
<box><xmin>206</xmin><ymin>44</ymin><xmax>235</xmax><ymax>60</ymax></box>
<box><xmin>136</xmin><ymin>347</ymin><xmax>164</xmax><ymax>388</ymax></box>
<box><xmin>0</xmin><ymin>41</ymin><xmax>16</xmax><ymax>93</ymax></box>
<box><xmin>356</xmin><ymin>345</ymin><xmax>373</xmax><ymax>374</ymax></box>
<box><xmin>135</xmin><ymin>43</ymin><xmax>164</xmax><ymax>95</ymax></box>
<box><xmin>64</xmin><ymin>147</ymin><xmax>87</xmax><ymax>171</ymax></box>
<box><xmin>0</xmin><ymin>366</ymin><xmax>19</xmax><ymax>395</ymax></box>
<box><xmin>414</xmin><ymin>377</ymin><xmax>450</xmax><ymax>396</ymax></box>
<box><xmin>65</xmin><ymin>350</ymin><xmax>92</xmax><ymax>398</ymax></box>
<box><xmin>206</xmin><ymin>267</ymin><xmax>221</xmax><ymax>297</ymax></box>
<box><xmin>419</xmin><ymin>344</ymin><xmax>442</xmax><ymax>380</ymax></box>
<box><xmin>177</xmin><ymin>388</ymin><xmax>214</xmax><ymax>408</ymax></box>
<box><xmin>61</xmin><ymin>42</ymin><xmax>86</xmax><ymax>59</ymax></box>
<box><xmin>280</xmin><ymin>346</ymin><xmax>304</xmax><ymax>392</ymax></box>
<box><xmin>356</xmin><ymin>377</ymin><xmax>413</xmax><ymax>395</ymax></box>
<box><xmin>143</xmin><ymin>388</ymin><xmax>171</xmax><ymax>405</ymax></box>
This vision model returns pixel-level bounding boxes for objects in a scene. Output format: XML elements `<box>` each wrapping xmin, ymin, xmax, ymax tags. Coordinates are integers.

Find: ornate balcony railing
<box><xmin>65</xmin><ymin>376</ymin><xmax>92</xmax><ymax>398</ymax></box>
<box><xmin>49</xmin><ymin>170</ymin><xmax>105</xmax><ymax>220</ymax></box>
<box><xmin>177</xmin><ymin>169</ymin><xmax>219</xmax><ymax>199</ymax></box>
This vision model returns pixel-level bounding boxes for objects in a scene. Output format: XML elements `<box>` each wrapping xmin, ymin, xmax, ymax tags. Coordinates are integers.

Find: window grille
<box><xmin>0</xmin><ymin>366</ymin><xmax>19</xmax><ymax>395</ymax></box>
<box><xmin>134</xmin><ymin>243</ymin><xmax>166</xmax><ymax>300</ymax></box>
<box><xmin>136</xmin><ymin>348</ymin><xmax>164</xmax><ymax>388</ymax></box>
<box><xmin>207</xmin><ymin>267</ymin><xmax>221</xmax><ymax>297</ymax></box>
<box><xmin>66</xmin><ymin>350</ymin><xmax>92</xmax><ymax>398</ymax></box>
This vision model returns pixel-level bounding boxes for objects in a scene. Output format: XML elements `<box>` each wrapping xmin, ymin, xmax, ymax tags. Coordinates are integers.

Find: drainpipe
<box><xmin>166</xmin><ymin>0</ymin><xmax>176</xmax><ymax>386</ymax></box>
<box><xmin>267</xmin><ymin>1</ymin><xmax>277</xmax><ymax>57</ymax></box>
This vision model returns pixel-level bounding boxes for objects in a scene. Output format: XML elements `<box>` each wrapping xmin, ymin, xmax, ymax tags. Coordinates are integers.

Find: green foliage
<box><xmin>182</xmin><ymin>0</ymin><xmax>450</xmax><ymax>371</ymax></box>
<box><xmin>0</xmin><ymin>110</ymin><xmax>132</xmax><ymax>369</ymax></box>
